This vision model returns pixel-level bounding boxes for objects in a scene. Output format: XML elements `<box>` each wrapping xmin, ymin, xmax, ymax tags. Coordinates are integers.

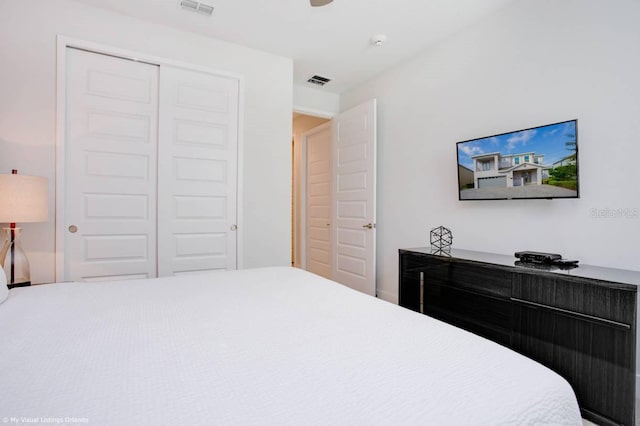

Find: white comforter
<box><xmin>0</xmin><ymin>267</ymin><xmax>581</xmax><ymax>425</ymax></box>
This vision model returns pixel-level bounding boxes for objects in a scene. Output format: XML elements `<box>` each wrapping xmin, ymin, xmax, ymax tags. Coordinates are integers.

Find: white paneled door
<box><xmin>158</xmin><ymin>67</ymin><xmax>238</xmax><ymax>275</ymax></box>
<box><xmin>65</xmin><ymin>48</ymin><xmax>159</xmax><ymax>282</ymax></box>
<box><xmin>304</xmin><ymin>124</ymin><xmax>332</xmax><ymax>279</ymax></box>
<box><xmin>332</xmin><ymin>100</ymin><xmax>377</xmax><ymax>296</ymax></box>
<box><xmin>63</xmin><ymin>48</ymin><xmax>239</xmax><ymax>282</ymax></box>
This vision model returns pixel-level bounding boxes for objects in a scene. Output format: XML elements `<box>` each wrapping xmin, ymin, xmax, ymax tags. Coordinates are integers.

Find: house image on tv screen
<box><xmin>457</xmin><ymin>120</ymin><xmax>578</xmax><ymax>200</ymax></box>
<box><xmin>472</xmin><ymin>151</ymin><xmax>546</xmax><ymax>188</ymax></box>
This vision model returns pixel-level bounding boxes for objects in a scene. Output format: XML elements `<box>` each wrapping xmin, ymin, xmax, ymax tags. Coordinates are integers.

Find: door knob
<box><xmin>230</xmin><ymin>224</ymin><xmax>237</xmax><ymax>231</ymax></box>
<box><xmin>68</xmin><ymin>225</ymin><xmax>78</xmax><ymax>233</ymax></box>
<box><xmin>362</xmin><ymin>223</ymin><xmax>373</xmax><ymax>229</ymax></box>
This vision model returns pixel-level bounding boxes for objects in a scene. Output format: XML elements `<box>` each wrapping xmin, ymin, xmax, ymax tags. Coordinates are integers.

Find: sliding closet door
<box><xmin>157</xmin><ymin>67</ymin><xmax>239</xmax><ymax>275</ymax></box>
<box><xmin>65</xmin><ymin>48</ymin><xmax>159</xmax><ymax>281</ymax></box>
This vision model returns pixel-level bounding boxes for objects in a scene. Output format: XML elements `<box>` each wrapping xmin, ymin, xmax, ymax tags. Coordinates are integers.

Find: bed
<box><xmin>0</xmin><ymin>267</ymin><xmax>581</xmax><ymax>425</ymax></box>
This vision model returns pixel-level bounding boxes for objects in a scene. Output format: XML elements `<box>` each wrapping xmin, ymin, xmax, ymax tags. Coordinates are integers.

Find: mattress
<box><xmin>0</xmin><ymin>267</ymin><xmax>581</xmax><ymax>425</ymax></box>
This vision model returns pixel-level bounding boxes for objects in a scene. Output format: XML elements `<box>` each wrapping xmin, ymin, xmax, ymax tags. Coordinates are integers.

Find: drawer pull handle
<box><xmin>510</xmin><ymin>297</ymin><xmax>631</xmax><ymax>330</ymax></box>
<box><xmin>419</xmin><ymin>272</ymin><xmax>424</xmax><ymax>314</ymax></box>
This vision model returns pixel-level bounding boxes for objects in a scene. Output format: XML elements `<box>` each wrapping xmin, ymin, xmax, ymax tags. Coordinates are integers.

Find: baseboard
<box><xmin>376</xmin><ymin>288</ymin><xmax>397</xmax><ymax>304</ymax></box>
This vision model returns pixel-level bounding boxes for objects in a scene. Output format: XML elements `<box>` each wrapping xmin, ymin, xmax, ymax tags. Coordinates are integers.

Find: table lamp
<box><xmin>0</xmin><ymin>170</ymin><xmax>48</xmax><ymax>288</ymax></box>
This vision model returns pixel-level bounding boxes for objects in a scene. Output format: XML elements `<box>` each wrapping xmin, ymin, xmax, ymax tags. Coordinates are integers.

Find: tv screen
<box><xmin>457</xmin><ymin>119</ymin><xmax>578</xmax><ymax>200</ymax></box>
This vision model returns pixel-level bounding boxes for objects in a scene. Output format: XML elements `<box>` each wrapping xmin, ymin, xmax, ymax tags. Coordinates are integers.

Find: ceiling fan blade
<box><xmin>310</xmin><ymin>0</ymin><xmax>333</xmax><ymax>7</ymax></box>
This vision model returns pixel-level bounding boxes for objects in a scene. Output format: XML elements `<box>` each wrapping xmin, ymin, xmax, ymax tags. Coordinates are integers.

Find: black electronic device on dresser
<box><xmin>399</xmin><ymin>248</ymin><xmax>638</xmax><ymax>426</ymax></box>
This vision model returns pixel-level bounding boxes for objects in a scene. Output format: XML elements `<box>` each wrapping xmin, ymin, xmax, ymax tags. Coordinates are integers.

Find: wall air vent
<box><xmin>197</xmin><ymin>3</ymin><xmax>214</xmax><ymax>15</ymax></box>
<box><xmin>307</xmin><ymin>75</ymin><xmax>331</xmax><ymax>86</ymax></box>
<box><xmin>180</xmin><ymin>0</ymin><xmax>198</xmax><ymax>11</ymax></box>
<box><xmin>180</xmin><ymin>0</ymin><xmax>214</xmax><ymax>16</ymax></box>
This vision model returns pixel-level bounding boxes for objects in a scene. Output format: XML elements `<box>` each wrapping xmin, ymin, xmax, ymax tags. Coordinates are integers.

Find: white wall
<box><xmin>341</xmin><ymin>0</ymin><xmax>640</xmax><ymax>303</ymax></box>
<box><xmin>0</xmin><ymin>0</ymin><xmax>293</xmax><ymax>283</ymax></box>
<box><xmin>293</xmin><ymin>85</ymin><xmax>340</xmax><ymax>118</ymax></box>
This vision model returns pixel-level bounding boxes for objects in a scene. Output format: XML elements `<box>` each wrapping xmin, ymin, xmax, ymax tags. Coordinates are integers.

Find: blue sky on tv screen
<box><xmin>457</xmin><ymin>121</ymin><xmax>577</xmax><ymax>169</ymax></box>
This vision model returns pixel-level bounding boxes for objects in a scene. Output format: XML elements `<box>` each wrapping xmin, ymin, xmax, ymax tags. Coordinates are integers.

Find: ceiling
<box><xmin>72</xmin><ymin>0</ymin><xmax>516</xmax><ymax>94</ymax></box>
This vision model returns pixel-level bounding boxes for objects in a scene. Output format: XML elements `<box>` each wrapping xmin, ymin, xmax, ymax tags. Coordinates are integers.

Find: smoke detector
<box><xmin>370</xmin><ymin>34</ymin><xmax>387</xmax><ymax>46</ymax></box>
<box><xmin>180</xmin><ymin>0</ymin><xmax>214</xmax><ymax>16</ymax></box>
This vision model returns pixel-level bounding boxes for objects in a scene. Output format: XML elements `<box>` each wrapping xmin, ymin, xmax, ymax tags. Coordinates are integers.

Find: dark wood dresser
<box><xmin>399</xmin><ymin>248</ymin><xmax>638</xmax><ymax>426</ymax></box>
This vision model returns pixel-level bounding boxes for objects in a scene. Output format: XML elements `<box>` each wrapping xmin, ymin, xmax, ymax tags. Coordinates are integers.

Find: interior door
<box><xmin>332</xmin><ymin>99</ymin><xmax>377</xmax><ymax>296</ymax></box>
<box><xmin>304</xmin><ymin>123</ymin><xmax>332</xmax><ymax>279</ymax></box>
<box><xmin>157</xmin><ymin>66</ymin><xmax>239</xmax><ymax>275</ymax></box>
<box><xmin>65</xmin><ymin>48</ymin><xmax>159</xmax><ymax>282</ymax></box>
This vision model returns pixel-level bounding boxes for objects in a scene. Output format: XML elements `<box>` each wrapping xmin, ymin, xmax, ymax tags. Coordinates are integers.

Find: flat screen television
<box><xmin>457</xmin><ymin>119</ymin><xmax>578</xmax><ymax>200</ymax></box>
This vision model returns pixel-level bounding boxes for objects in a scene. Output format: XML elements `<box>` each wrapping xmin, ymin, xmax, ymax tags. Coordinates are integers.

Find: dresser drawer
<box><xmin>401</xmin><ymin>253</ymin><xmax>511</xmax><ymax>299</ymax></box>
<box><xmin>425</xmin><ymin>282</ymin><xmax>512</xmax><ymax>346</ymax></box>
<box><xmin>512</xmin><ymin>272</ymin><xmax>635</xmax><ymax>327</ymax></box>
<box><xmin>401</xmin><ymin>252</ymin><xmax>448</xmax><ymax>275</ymax></box>
<box><xmin>447</xmin><ymin>261</ymin><xmax>511</xmax><ymax>299</ymax></box>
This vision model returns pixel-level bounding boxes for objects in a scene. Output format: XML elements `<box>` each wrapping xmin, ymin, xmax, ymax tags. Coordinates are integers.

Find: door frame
<box><xmin>298</xmin><ymin>121</ymin><xmax>332</xmax><ymax>271</ymax></box>
<box><xmin>55</xmin><ymin>35</ymin><xmax>245</xmax><ymax>281</ymax></box>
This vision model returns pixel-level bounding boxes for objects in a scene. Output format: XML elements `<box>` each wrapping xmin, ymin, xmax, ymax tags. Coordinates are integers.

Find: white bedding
<box><xmin>0</xmin><ymin>267</ymin><xmax>581</xmax><ymax>425</ymax></box>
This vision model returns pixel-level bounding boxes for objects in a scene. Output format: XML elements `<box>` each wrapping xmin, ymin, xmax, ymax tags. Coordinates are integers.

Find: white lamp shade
<box><xmin>0</xmin><ymin>174</ymin><xmax>49</xmax><ymax>223</ymax></box>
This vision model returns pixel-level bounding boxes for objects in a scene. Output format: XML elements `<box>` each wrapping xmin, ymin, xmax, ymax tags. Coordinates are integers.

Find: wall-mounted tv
<box><xmin>457</xmin><ymin>119</ymin><xmax>578</xmax><ymax>200</ymax></box>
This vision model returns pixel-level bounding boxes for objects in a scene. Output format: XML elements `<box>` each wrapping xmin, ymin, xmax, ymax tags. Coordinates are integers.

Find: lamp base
<box><xmin>7</xmin><ymin>281</ymin><xmax>31</xmax><ymax>290</ymax></box>
<box><xmin>0</xmin><ymin>227</ymin><xmax>32</xmax><ymax>287</ymax></box>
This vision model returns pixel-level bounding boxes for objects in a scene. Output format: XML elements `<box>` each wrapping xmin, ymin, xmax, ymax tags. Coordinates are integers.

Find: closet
<box><xmin>61</xmin><ymin>47</ymin><xmax>239</xmax><ymax>282</ymax></box>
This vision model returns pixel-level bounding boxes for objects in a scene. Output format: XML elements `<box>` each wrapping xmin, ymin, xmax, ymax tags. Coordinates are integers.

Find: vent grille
<box><xmin>307</xmin><ymin>75</ymin><xmax>331</xmax><ymax>86</ymax></box>
<box><xmin>197</xmin><ymin>3</ymin><xmax>214</xmax><ymax>15</ymax></box>
<box><xmin>180</xmin><ymin>0</ymin><xmax>214</xmax><ymax>16</ymax></box>
<box><xmin>180</xmin><ymin>0</ymin><xmax>198</xmax><ymax>10</ymax></box>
